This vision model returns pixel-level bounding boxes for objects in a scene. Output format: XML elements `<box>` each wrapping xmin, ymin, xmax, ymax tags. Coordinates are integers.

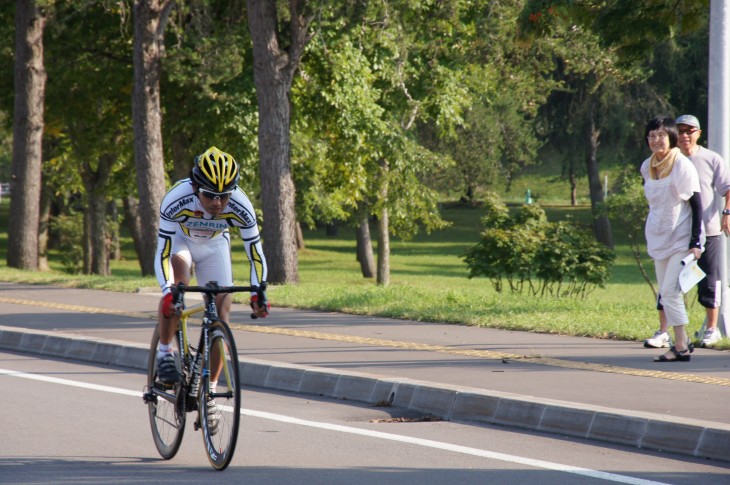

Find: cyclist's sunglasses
<box><xmin>198</xmin><ymin>187</ymin><xmax>233</xmax><ymax>200</ymax></box>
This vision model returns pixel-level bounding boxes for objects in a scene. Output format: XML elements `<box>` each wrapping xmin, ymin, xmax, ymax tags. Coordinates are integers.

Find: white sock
<box><xmin>157</xmin><ymin>343</ymin><xmax>173</xmax><ymax>359</ymax></box>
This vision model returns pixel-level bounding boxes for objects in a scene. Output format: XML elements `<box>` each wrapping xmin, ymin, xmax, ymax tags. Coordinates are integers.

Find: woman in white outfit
<box><xmin>640</xmin><ymin>116</ymin><xmax>703</xmax><ymax>362</ymax></box>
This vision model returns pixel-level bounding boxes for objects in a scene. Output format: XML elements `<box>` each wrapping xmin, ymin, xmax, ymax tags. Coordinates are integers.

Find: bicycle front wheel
<box><xmin>199</xmin><ymin>320</ymin><xmax>241</xmax><ymax>470</ymax></box>
<box><xmin>147</xmin><ymin>324</ymin><xmax>186</xmax><ymax>459</ymax></box>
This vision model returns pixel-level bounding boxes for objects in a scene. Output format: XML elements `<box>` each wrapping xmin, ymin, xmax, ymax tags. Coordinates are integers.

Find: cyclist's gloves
<box><xmin>250</xmin><ymin>291</ymin><xmax>270</xmax><ymax>318</ymax></box>
<box><xmin>162</xmin><ymin>292</ymin><xmax>176</xmax><ymax>318</ymax></box>
<box><xmin>161</xmin><ymin>287</ymin><xmax>182</xmax><ymax>318</ymax></box>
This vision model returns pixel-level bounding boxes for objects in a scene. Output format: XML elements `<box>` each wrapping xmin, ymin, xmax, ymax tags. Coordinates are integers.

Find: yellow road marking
<box><xmin>0</xmin><ymin>296</ymin><xmax>154</xmax><ymax>320</ymax></box>
<box><xmin>2</xmin><ymin>296</ymin><xmax>728</xmax><ymax>387</ymax></box>
<box><xmin>228</xmin><ymin>324</ymin><xmax>730</xmax><ymax>387</ymax></box>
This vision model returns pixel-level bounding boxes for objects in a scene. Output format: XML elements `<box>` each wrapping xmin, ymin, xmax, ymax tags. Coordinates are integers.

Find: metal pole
<box><xmin>709</xmin><ymin>0</ymin><xmax>730</xmax><ymax>336</ymax></box>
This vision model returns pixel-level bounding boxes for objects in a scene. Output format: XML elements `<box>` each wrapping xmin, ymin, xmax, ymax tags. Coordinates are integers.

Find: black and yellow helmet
<box><xmin>191</xmin><ymin>146</ymin><xmax>240</xmax><ymax>193</ymax></box>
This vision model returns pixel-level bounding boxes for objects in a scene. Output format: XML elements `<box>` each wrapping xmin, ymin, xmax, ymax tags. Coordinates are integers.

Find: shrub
<box><xmin>464</xmin><ymin>193</ymin><xmax>614</xmax><ymax>298</ymax></box>
<box><xmin>49</xmin><ymin>212</ymin><xmax>84</xmax><ymax>274</ymax></box>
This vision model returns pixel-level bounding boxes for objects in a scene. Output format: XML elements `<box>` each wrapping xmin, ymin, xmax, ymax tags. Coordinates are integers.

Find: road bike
<box><xmin>143</xmin><ymin>281</ymin><xmax>264</xmax><ymax>470</ymax></box>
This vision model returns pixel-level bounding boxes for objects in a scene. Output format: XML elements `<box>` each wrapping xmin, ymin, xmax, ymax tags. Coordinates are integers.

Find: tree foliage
<box><xmin>519</xmin><ymin>0</ymin><xmax>709</xmax><ymax>63</ymax></box>
<box><xmin>44</xmin><ymin>2</ymin><xmax>135</xmax><ymax>274</ymax></box>
<box><xmin>0</xmin><ymin>0</ymin><xmax>717</xmax><ymax>285</ymax></box>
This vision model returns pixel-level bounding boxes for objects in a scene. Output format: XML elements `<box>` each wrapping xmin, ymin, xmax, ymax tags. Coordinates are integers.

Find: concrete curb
<box><xmin>2</xmin><ymin>324</ymin><xmax>728</xmax><ymax>463</ymax></box>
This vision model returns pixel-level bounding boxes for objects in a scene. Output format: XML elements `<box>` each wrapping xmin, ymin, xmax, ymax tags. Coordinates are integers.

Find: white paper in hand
<box><xmin>679</xmin><ymin>254</ymin><xmax>706</xmax><ymax>293</ymax></box>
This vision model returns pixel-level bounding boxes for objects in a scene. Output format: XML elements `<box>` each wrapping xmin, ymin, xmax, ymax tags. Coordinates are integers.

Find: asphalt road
<box><xmin>2</xmin><ymin>350</ymin><xmax>729</xmax><ymax>485</ymax></box>
<box><xmin>2</xmin><ymin>281</ymin><xmax>730</xmax><ymax>466</ymax></box>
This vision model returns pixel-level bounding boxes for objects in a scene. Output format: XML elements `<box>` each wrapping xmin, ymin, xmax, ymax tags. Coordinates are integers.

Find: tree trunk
<box><xmin>295</xmin><ymin>221</ymin><xmax>305</xmax><ymax>250</ymax></box>
<box><xmin>80</xmin><ymin>153</ymin><xmax>114</xmax><ymax>276</ymax></box>
<box><xmin>355</xmin><ymin>214</ymin><xmax>375</xmax><ymax>278</ymax></box>
<box><xmin>108</xmin><ymin>200</ymin><xmax>121</xmax><ymax>261</ymax></box>
<box><xmin>246</xmin><ymin>0</ymin><xmax>312</xmax><ymax>285</ymax></box>
<box><xmin>569</xmin><ymin>171</ymin><xmax>577</xmax><ymax>207</ymax></box>
<box><xmin>251</xmin><ymin>57</ymin><xmax>299</xmax><ymax>284</ymax></box>
<box><xmin>37</xmin><ymin>180</ymin><xmax>51</xmax><ymax>271</ymax></box>
<box><xmin>87</xmin><ymin>192</ymin><xmax>110</xmax><ymax>275</ymax></box>
<box><xmin>376</xmin><ymin>211</ymin><xmax>390</xmax><ymax>286</ymax></box>
<box><xmin>83</xmin><ymin>208</ymin><xmax>92</xmax><ymax>274</ymax></box>
<box><xmin>123</xmin><ymin>196</ymin><xmax>146</xmax><ymax>270</ymax></box>
<box><xmin>7</xmin><ymin>0</ymin><xmax>46</xmax><ymax>270</ymax></box>
<box><xmin>585</xmin><ymin>105</ymin><xmax>613</xmax><ymax>248</ymax></box>
<box><xmin>326</xmin><ymin>223</ymin><xmax>338</xmax><ymax>236</ymax></box>
<box><xmin>376</xmin><ymin>160</ymin><xmax>390</xmax><ymax>286</ymax></box>
<box><xmin>131</xmin><ymin>0</ymin><xmax>173</xmax><ymax>275</ymax></box>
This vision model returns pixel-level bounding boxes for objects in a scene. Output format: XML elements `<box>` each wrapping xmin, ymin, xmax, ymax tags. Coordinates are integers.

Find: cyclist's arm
<box><xmin>230</xmin><ymin>190</ymin><xmax>268</xmax><ymax>289</ymax></box>
<box><xmin>155</xmin><ymin>217</ymin><xmax>178</xmax><ymax>296</ymax></box>
<box><xmin>155</xmin><ymin>182</ymin><xmax>196</xmax><ymax>296</ymax></box>
<box><xmin>239</xmin><ymin>228</ymin><xmax>267</xmax><ymax>288</ymax></box>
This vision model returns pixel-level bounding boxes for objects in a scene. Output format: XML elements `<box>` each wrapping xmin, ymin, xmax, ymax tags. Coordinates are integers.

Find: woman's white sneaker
<box><xmin>701</xmin><ymin>328</ymin><xmax>722</xmax><ymax>347</ymax></box>
<box><xmin>644</xmin><ymin>331</ymin><xmax>671</xmax><ymax>348</ymax></box>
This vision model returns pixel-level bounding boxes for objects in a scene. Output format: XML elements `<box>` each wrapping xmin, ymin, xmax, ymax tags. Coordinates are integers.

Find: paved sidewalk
<box><xmin>1</xmin><ymin>282</ymin><xmax>729</xmax><ymax>463</ymax></box>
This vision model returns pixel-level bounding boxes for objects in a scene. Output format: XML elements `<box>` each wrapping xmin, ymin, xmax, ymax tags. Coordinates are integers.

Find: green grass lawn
<box><xmin>0</xmin><ymin>197</ymin><xmax>720</xmax><ymax>347</ymax></box>
<box><xmin>274</xmin><ymin>204</ymin><xmax>706</xmax><ymax>343</ymax></box>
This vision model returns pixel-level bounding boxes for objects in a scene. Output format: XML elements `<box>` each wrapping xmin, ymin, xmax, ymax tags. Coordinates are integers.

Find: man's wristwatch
<box><xmin>723</xmin><ymin>209</ymin><xmax>730</xmax><ymax>216</ymax></box>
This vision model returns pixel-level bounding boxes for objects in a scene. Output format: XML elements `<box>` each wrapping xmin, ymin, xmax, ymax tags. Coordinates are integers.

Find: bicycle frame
<box><xmin>176</xmin><ymin>293</ymin><xmax>235</xmax><ymax>415</ymax></box>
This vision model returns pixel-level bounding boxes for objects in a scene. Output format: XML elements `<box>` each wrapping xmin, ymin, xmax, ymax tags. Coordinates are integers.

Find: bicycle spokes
<box><xmin>199</xmin><ymin>321</ymin><xmax>241</xmax><ymax>470</ymax></box>
<box><xmin>146</xmin><ymin>326</ymin><xmax>186</xmax><ymax>460</ymax></box>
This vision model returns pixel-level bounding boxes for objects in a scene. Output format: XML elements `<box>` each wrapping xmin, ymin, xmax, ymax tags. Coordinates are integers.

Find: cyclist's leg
<box><xmin>158</xmin><ymin>240</ymin><xmax>193</xmax><ymax>348</ymax></box>
<box><xmin>156</xmin><ymin>244</ymin><xmax>191</xmax><ymax>384</ymax></box>
<box><xmin>209</xmin><ymin>293</ymin><xmax>232</xmax><ymax>381</ymax></box>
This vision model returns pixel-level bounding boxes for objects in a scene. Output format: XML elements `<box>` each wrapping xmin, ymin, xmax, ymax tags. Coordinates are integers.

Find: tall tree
<box><xmin>293</xmin><ymin>1</ymin><xmax>550</xmax><ymax>283</ymax></box>
<box><xmin>246</xmin><ymin>0</ymin><xmax>312</xmax><ymax>285</ymax></box>
<box><xmin>42</xmin><ymin>2</ymin><xmax>135</xmax><ymax>276</ymax></box>
<box><xmin>8</xmin><ymin>0</ymin><xmax>45</xmax><ymax>270</ymax></box>
<box><xmin>160</xmin><ymin>1</ymin><xmax>259</xmax><ymax>191</ymax></box>
<box><xmin>131</xmin><ymin>0</ymin><xmax>174</xmax><ymax>275</ymax></box>
<box><xmin>518</xmin><ymin>1</ymin><xmax>709</xmax><ymax>247</ymax></box>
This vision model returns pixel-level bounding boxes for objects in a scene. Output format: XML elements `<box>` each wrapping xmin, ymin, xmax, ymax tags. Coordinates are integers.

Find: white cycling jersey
<box><xmin>154</xmin><ymin>178</ymin><xmax>267</xmax><ymax>294</ymax></box>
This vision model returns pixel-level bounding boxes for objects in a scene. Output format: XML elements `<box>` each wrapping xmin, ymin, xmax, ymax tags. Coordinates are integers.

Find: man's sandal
<box><xmin>653</xmin><ymin>344</ymin><xmax>694</xmax><ymax>362</ymax></box>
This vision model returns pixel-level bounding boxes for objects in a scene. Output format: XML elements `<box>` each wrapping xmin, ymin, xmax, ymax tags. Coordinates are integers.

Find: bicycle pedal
<box><xmin>154</xmin><ymin>381</ymin><xmax>175</xmax><ymax>391</ymax></box>
<box><xmin>142</xmin><ymin>390</ymin><xmax>156</xmax><ymax>404</ymax></box>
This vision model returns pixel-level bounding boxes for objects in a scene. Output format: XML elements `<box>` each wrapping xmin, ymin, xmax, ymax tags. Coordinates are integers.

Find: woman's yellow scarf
<box><xmin>649</xmin><ymin>147</ymin><xmax>680</xmax><ymax>180</ymax></box>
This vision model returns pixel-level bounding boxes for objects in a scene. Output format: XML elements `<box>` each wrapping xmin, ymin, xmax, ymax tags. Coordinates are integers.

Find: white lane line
<box><xmin>0</xmin><ymin>367</ymin><xmax>141</xmax><ymax>397</ymax></box>
<box><xmin>244</xmin><ymin>409</ymin><xmax>668</xmax><ymax>485</ymax></box>
<box><xmin>0</xmin><ymin>368</ymin><xmax>668</xmax><ymax>485</ymax></box>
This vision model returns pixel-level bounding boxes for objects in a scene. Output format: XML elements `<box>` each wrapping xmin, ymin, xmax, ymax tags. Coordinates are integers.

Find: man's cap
<box><xmin>676</xmin><ymin>114</ymin><xmax>701</xmax><ymax>129</ymax></box>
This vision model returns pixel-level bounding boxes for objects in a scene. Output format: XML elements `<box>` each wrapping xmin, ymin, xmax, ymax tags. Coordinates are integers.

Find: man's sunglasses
<box><xmin>199</xmin><ymin>187</ymin><xmax>233</xmax><ymax>200</ymax></box>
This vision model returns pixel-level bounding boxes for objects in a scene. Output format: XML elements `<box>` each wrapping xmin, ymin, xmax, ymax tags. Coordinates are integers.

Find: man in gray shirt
<box><xmin>645</xmin><ymin>114</ymin><xmax>730</xmax><ymax>348</ymax></box>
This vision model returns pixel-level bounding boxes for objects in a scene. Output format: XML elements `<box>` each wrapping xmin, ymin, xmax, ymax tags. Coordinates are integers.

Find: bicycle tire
<box><xmin>147</xmin><ymin>324</ymin><xmax>186</xmax><ymax>459</ymax></box>
<box><xmin>199</xmin><ymin>320</ymin><xmax>241</xmax><ymax>470</ymax></box>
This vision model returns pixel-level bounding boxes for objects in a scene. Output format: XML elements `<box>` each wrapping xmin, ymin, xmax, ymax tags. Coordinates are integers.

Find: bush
<box><xmin>49</xmin><ymin>212</ymin><xmax>84</xmax><ymax>274</ymax></box>
<box><xmin>464</xmin><ymin>193</ymin><xmax>614</xmax><ymax>298</ymax></box>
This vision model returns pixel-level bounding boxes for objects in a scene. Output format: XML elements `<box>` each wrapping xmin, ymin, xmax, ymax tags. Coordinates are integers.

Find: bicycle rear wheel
<box><xmin>146</xmin><ymin>324</ymin><xmax>186</xmax><ymax>459</ymax></box>
<box><xmin>199</xmin><ymin>320</ymin><xmax>241</xmax><ymax>470</ymax></box>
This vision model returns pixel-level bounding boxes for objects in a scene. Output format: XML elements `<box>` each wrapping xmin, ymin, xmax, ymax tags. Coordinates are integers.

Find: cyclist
<box><xmin>153</xmin><ymin>146</ymin><xmax>269</xmax><ymax>390</ymax></box>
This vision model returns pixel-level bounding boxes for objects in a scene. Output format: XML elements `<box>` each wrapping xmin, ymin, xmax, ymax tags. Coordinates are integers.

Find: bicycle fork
<box><xmin>192</xmin><ymin>322</ymin><xmax>210</xmax><ymax>431</ymax></box>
